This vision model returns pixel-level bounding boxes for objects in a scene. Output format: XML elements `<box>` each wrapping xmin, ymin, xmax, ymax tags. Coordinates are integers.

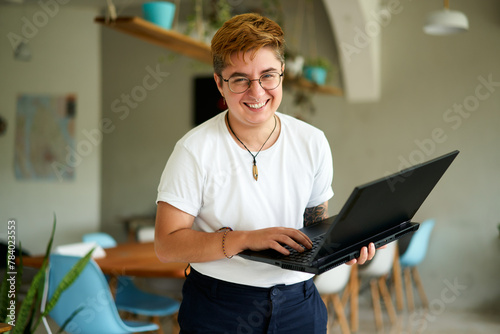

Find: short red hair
<box><xmin>211</xmin><ymin>13</ymin><xmax>285</xmax><ymax>75</ymax></box>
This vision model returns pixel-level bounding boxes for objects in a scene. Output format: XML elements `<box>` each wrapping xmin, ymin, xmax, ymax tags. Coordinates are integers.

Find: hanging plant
<box><xmin>303</xmin><ymin>56</ymin><xmax>334</xmax><ymax>85</ymax></box>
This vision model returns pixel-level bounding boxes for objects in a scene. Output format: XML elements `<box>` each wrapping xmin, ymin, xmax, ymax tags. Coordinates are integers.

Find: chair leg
<box><xmin>332</xmin><ymin>294</ymin><xmax>351</xmax><ymax>334</ymax></box>
<box><xmin>393</xmin><ymin>247</ymin><xmax>405</xmax><ymax>312</ymax></box>
<box><xmin>324</xmin><ymin>294</ymin><xmax>343</xmax><ymax>334</ymax></box>
<box><xmin>412</xmin><ymin>267</ymin><xmax>429</xmax><ymax>309</ymax></box>
<box><xmin>321</xmin><ymin>294</ymin><xmax>331</xmax><ymax>311</ymax></box>
<box><xmin>172</xmin><ymin>313</ymin><xmax>180</xmax><ymax>334</ymax></box>
<box><xmin>341</xmin><ymin>279</ymin><xmax>351</xmax><ymax>307</ymax></box>
<box><xmin>150</xmin><ymin>316</ymin><xmax>164</xmax><ymax>334</ymax></box>
<box><xmin>370</xmin><ymin>279</ymin><xmax>383</xmax><ymax>332</ymax></box>
<box><xmin>350</xmin><ymin>265</ymin><xmax>359</xmax><ymax>332</ymax></box>
<box><xmin>404</xmin><ymin>267</ymin><xmax>415</xmax><ymax>312</ymax></box>
<box><xmin>378</xmin><ymin>275</ymin><xmax>397</xmax><ymax>325</ymax></box>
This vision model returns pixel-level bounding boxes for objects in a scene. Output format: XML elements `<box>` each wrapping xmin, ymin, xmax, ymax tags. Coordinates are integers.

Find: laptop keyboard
<box><xmin>281</xmin><ymin>235</ymin><xmax>325</xmax><ymax>263</ymax></box>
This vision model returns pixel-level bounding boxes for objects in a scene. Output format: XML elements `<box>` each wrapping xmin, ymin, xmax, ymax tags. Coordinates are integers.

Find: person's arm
<box><xmin>302</xmin><ymin>201</ymin><xmax>378</xmax><ymax>265</ymax></box>
<box><xmin>154</xmin><ymin>201</ymin><xmax>314</xmax><ymax>263</ymax></box>
<box><xmin>303</xmin><ymin>202</ymin><xmax>329</xmax><ymax>227</ymax></box>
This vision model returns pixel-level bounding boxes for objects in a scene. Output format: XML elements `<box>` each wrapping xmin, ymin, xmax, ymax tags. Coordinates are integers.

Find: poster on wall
<box><xmin>14</xmin><ymin>94</ymin><xmax>76</xmax><ymax>181</ymax></box>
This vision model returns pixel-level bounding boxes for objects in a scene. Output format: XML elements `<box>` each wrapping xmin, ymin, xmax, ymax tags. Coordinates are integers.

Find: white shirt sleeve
<box><xmin>157</xmin><ymin>142</ymin><xmax>203</xmax><ymax>217</ymax></box>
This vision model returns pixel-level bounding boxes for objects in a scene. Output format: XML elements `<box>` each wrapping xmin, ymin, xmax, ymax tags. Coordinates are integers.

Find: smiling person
<box><xmin>155</xmin><ymin>13</ymin><xmax>378</xmax><ymax>333</ymax></box>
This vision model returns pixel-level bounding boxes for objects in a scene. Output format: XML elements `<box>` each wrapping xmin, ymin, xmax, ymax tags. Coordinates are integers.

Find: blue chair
<box><xmin>399</xmin><ymin>219</ymin><xmax>436</xmax><ymax>311</ymax></box>
<box><xmin>82</xmin><ymin>232</ymin><xmax>180</xmax><ymax>334</ymax></box>
<box><xmin>47</xmin><ymin>254</ymin><xmax>158</xmax><ymax>334</ymax></box>
<box><xmin>82</xmin><ymin>232</ymin><xmax>117</xmax><ymax>248</ymax></box>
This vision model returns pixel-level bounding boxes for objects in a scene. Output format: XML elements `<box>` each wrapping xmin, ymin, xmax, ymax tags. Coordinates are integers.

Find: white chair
<box><xmin>314</xmin><ymin>265</ymin><xmax>352</xmax><ymax>334</ymax></box>
<box><xmin>357</xmin><ymin>241</ymin><xmax>398</xmax><ymax>332</ymax></box>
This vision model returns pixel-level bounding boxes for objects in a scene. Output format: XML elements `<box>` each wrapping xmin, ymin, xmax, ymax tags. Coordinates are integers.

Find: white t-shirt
<box><xmin>157</xmin><ymin>111</ymin><xmax>333</xmax><ymax>287</ymax></box>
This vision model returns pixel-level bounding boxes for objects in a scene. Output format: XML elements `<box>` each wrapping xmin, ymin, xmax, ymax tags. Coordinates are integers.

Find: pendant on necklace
<box><xmin>225</xmin><ymin>113</ymin><xmax>277</xmax><ymax>183</ymax></box>
<box><xmin>252</xmin><ymin>162</ymin><xmax>259</xmax><ymax>181</ymax></box>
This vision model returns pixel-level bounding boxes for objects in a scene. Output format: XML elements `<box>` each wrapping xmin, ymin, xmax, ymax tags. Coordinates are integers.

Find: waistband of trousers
<box><xmin>188</xmin><ymin>267</ymin><xmax>314</xmax><ymax>296</ymax></box>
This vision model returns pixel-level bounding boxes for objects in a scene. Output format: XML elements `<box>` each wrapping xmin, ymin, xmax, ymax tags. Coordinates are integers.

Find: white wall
<box><xmin>0</xmin><ymin>5</ymin><xmax>101</xmax><ymax>254</ymax></box>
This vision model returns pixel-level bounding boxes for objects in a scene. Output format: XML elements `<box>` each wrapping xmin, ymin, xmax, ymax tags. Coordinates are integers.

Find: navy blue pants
<box><xmin>178</xmin><ymin>269</ymin><xmax>327</xmax><ymax>334</ymax></box>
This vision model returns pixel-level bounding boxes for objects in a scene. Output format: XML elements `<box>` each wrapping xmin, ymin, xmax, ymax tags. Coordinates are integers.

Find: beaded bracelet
<box><xmin>218</xmin><ymin>227</ymin><xmax>233</xmax><ymax>259</ymax></box>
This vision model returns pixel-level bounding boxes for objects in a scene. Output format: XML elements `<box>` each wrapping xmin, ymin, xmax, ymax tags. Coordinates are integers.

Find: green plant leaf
<box><xmin>11</xmin><ymin>260</ymin><xmax>48</xmax><ymax>334</ymax></box>
<box><xmin>29</xmin><ymin>268</ymin><xmax>47</xmax><ymax>333</ymax></box>
<box><xmin>56</xmin><ymin>306</ymin><xmax>84</xmax><ymax>334</ymax></box>
<box><xmin>10</xmin><ymin>214</ymin><xmax>57</xmax><ymax>334</ymax></box>
<box><xmin>44</xmin><ymin>214</ymin><xmax>57</xmax><ymax>260</ymax></box>
<box><xmin>0</xmin><ymin>251</ymin><xmax>10</xmax><ymax>322</ymax></box>
<box><xmin>305</xmin><ymin>56</ymin><xmax>333</xmax><ymax>71</ymax></box>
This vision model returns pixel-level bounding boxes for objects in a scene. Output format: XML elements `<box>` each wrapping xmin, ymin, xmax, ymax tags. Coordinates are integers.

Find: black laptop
<box><xmin>239</xmin><ymin>150</ymin><xmax>459</xmax><ymax>274</ymax></box>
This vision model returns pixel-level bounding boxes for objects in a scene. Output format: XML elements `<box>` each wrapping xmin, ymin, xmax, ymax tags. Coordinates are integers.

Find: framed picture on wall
<box><xmin>14</xmin><ymin>93</ymin><xmax>77</xmax><ymax>181</ymax></box>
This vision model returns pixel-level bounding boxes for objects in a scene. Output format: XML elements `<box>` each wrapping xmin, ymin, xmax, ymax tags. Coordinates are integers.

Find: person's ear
<box><xmin>214</xmin><ymin>73</ymin><xmax>224</xmax><ymax>96</ymax></box>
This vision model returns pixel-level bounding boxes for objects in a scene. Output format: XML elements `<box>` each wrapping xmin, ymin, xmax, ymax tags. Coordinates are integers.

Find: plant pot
<box><xmin>143</xmin><ymin>2</ymin><xmax>176</xmax><ymax>30</ymax></box>
<box><xmin>303</xmin><ymin>66</ymin><xmax>327</xmax><ymax>85</ymax></box>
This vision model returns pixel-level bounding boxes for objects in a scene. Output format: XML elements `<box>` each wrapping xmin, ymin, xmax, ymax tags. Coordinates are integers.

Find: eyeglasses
<box><xmin>221</xmin><ymin>72</ymin><xmax>284</xmax><ymax>94</ymax></box>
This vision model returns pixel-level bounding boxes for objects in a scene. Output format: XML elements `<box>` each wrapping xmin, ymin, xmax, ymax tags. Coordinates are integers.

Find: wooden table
<box><xmin>22</xmin><ymin>242</ymin><xmax>188</xmax><ymax>279</ymax></box>
<box><xmin>0</xmin><ymin>323</ymin><xmax>12</xmax><ymax>333</ymax></box>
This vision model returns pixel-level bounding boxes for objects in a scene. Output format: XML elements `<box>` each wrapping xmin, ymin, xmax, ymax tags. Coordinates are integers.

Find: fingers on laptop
<box><xmin>346</xmin><ymin>242</ymin><xmax>377</xmax><ymax>266</ymax></box>
<box><xmin>269</xmin><ymin>228</ymin><xmax>312</xmax><ymax>255</ymax></box>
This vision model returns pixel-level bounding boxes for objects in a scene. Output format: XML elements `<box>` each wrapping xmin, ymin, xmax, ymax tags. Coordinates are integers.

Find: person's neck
<box><xmin>225</xmin><ymin>112</ymin><xmax>280</xmax><ymax>152</ymax></box>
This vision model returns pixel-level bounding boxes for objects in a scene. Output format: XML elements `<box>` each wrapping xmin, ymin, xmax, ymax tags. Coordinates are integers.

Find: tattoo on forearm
<box><xmin>303</xmin><ymin>203</ymin><xmax>328</xmax><ymax>227</ymax></box>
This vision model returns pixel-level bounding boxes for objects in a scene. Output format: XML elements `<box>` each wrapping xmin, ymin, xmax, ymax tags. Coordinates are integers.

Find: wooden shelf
<box><xmin>95</xmin><ymin>16</ymin><xmax>212</xmax><ymax>64</ymax></box>
<box><xmin>284</xmin><ymin>76</ymin><xmax>343</xmax><ymax>96</ymax></box>
<box><xmin>95</xmin><ymin>16</ymin><xmax>342</xmax><ymax>96</ymax></box>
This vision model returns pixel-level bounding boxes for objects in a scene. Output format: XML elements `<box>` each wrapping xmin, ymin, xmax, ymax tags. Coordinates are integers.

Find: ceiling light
<box><xmin>424</xmin><ymin>0</ymin><xmax>469</xmax><ymax>35</ymax></box>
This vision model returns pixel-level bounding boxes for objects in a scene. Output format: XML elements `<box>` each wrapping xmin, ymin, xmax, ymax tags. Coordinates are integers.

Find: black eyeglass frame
<box><xmin>220</xmin><ymin>72</ymin><xmax>284</xmax><ymax>94</ymax></box>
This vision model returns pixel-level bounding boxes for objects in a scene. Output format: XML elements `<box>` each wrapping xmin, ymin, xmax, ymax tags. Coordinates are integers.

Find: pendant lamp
<box><xmin>423</xmin><ymin>0</ymin><xmax>469</xmax><ymax>35</ymax></box>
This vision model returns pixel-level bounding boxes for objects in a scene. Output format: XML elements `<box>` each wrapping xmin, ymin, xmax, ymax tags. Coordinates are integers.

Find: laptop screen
<box><xmin>320</xmin><ymin>150</ymin><xmax>458</xmax><ymax>252</ymax></box>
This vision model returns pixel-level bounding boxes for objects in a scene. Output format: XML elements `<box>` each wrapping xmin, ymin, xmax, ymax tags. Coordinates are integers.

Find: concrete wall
<box><xmin>0</xmin><ymin>4</ymin><xmax>101</xmax><ymax>254</ymax></box>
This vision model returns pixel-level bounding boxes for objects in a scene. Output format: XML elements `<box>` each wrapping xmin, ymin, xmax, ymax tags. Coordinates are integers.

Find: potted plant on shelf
<box><xmin>0</xmin><ymin>215</ymin><xmax>93</xmax><ymax>334</ymax></box>
<box><xmin>303</xmin><ymin>56</ymin><xmax>334</xmax><ymax>86</ymax></box>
